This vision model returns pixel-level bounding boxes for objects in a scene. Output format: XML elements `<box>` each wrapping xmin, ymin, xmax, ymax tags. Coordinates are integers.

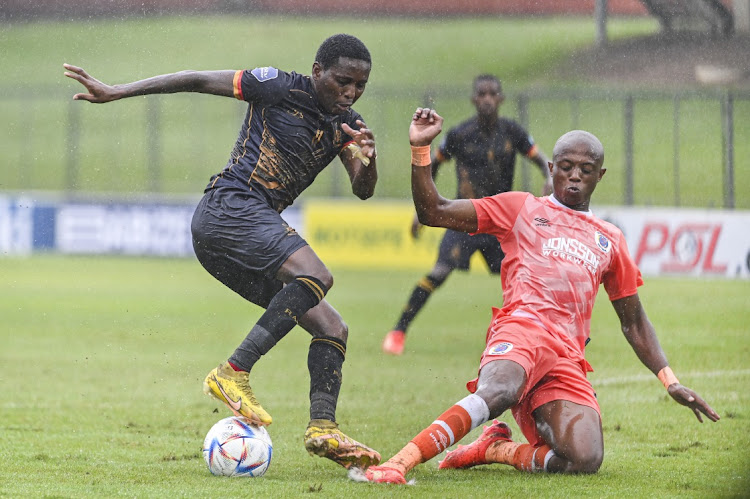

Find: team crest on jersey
<box><xmin>594</xmin><ymin>231</ymin><xmax>611</xmax><ymax>253</ymax></box>
<box><xmin>251</xmin><ymin>66</ymin><xmax>279</xmax><ymax>82</ymax></box>
<box><xmin>487</xmin><ymin>342</ymin><xmax>513</xmax><ymax>356</ymax></box>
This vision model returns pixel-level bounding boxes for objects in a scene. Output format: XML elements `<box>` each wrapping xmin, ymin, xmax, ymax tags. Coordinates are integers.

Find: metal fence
<box><xmin>2</xmin><ymin>86</ymin><xmax>747</xmax><ymax>209</ymax></box>
<box><xmin>511</xmin><ymin>88</ymin><xmax>745</xmax><ymax>208</ymax></box>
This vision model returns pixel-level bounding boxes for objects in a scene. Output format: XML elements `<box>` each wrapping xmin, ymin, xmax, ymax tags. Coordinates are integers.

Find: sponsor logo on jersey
<box><xmin>534</xmin><ymin>217</ymin><xmax>551</xmax><ymax>227</ymax></box>
<box><xmin>595</xmin><ymin>231</ymin><xmax>611</xmax><ymax>253</ymax></box>
<box><xmin>251</xmin><ymin>66</ymin><xmax>279</xmax><ymax>82</ymax></box>
<box><xmin>487</xmin><ymin>342</ymin><xmax>514</xmax><ymax>355</ymax></box>
<box><xmin>542</xmin><ymin>237</ymin><xmax>600</xmax><ymax>273</ymax></box>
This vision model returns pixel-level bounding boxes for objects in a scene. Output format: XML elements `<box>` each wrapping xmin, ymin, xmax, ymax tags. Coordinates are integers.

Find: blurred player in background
<box><xmin>64</xmin><ymin>33</ymin><xmax>381</xmax><ymax>470</ymax></box>
<box><xmin>356</xmin><ymin>108</ymin><xmax>719</xmax><ymax>484</ymax></box>
<box><xmin>382</xmin><ymin>75</ymin><xmax>551</xmax><ymax>355</ymax></box>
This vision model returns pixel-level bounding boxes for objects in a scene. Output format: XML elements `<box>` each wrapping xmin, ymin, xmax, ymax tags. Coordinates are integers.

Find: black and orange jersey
<box><xmin>436</xmin><ymin>116</ymin><xmax>537</xmax><ymax>199</ymax></box>
<box><xmin>206</xmin><ymin>67</ymin><xmax>364</xmax><ymax>212</ymax></box>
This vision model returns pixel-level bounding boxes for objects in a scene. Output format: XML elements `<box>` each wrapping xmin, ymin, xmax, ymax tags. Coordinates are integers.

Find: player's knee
<box><xmin>426</xmin><ymin>272</ymin><xmax>448</xmax><ymax>288</ymax></box>
<box><xmin>309</xmin><ymin>270</ymin><xmax>333</xmax><ymax>291</ymax></box>
<box><xmin>476</xmin><ymin>385</ymin><xmax>523</xmax><ymax>417</ymax></box>
<box><xmin>295</xmin><ymin>274</ymin><xmax>331</xmax><ymax>303</ymax></box>
<box><xmin>322</xmin><ymin>317</ymin><xmax>348</xmax><ymax>342</ymax></box>
<box><xmin>566</xmin><ymin>446</ymin><xmax>603</xmax><ymax>474</ymax></box>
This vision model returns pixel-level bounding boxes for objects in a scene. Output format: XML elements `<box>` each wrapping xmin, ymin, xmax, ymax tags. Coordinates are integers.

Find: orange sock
<box><xmin>486</xmin><ymin>442</ymin><xmax>553</xmax><ymax>472</ymax></box>
<box><xmin>384</xmin><ymin>404</ymin><xmax>473</xmax><ymax>475</ymax></box>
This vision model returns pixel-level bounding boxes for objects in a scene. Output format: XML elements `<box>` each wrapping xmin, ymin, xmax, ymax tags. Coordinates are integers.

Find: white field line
<box><xmin>592</xmin><ymin>369</ymin><xmax>750</xmax><ymax>387</ymax></box>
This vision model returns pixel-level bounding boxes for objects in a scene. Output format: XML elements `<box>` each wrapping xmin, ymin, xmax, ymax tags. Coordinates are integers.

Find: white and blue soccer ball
<box><xmin>202</xmin><ymin>416</ymin><xmax>273</xmax><ymax>477</ymax></box>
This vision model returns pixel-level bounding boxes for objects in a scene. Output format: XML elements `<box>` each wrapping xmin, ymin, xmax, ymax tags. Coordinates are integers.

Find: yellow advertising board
<box><xmin>303</xmin><ymin>199</ymin><xmax>487</xmax><ymax>271</ymax></box>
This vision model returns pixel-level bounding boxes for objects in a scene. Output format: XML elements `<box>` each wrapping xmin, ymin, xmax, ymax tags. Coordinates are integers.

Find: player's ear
<box><xmin>311</xmin><ymin>62</ymin><xmax>322</xmax><ymax>80</ymax></box>
<box><xmin>598</xmin><ymin>168</ymin><xmax>607</xmax><ymax>181</ymax></box>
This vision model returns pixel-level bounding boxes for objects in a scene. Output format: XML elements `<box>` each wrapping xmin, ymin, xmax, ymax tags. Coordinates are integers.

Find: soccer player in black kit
<box><xmin>383</xmin><ymin>75</ymin><xmax>552</xmax><ymax>355</ymax></box>
<box><xmin>64</xmin><ymin>34</ymin><xmax>381</xmax><ymax>470</ymax></box>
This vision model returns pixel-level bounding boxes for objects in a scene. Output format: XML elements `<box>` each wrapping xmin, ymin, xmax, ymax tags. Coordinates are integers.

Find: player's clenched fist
<box><xmin>410</xmin><ymin>108</ymin><xmax>443</xmax><ymax>146</ymax></box>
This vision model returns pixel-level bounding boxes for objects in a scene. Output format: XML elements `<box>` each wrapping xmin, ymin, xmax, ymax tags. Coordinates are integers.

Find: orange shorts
<box><xmin>466</xmin><ymin>315</ymin><xmax>600</xmax><ymax>447</ymax></box>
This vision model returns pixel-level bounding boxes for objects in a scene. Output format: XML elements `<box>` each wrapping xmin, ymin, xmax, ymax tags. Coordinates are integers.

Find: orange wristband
<box><xmin>657</xmin><ymin>367</ymin><xmax>679</xmax><ymax>389</ymax></box>
<box><xmin>411</xmin><ymin>145</ymin><xmax>431</xmax><ymax>167</ymax></box>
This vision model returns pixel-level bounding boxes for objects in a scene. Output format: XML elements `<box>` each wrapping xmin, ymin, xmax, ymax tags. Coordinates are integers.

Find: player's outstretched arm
<box><xmin>341</xmin><ymin>121</ymin><xmax>378</xmax><ymax>200</ymax></box>
<box><xmin>410</xmin><ymin>108</ymin><xmax>477</xmax><ymax>233</ymax></box>
<box><xmin>410</xmin><ymin>155</ymin><xmax>444</xmax><ymax>239</ymax></box>
<box><xmin>612</xmin><ymin>293</ymin><xmax>720</xmax><ymax>423</ymax></box>
<box><xmin>63</xmin><ymin>64</ymin><xmax>236</xmax><ymax>103</ymax></box>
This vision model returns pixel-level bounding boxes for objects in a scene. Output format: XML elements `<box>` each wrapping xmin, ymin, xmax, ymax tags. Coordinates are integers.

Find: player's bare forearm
<box><xmin>412</xmin><ymin>165</ymin><xmax>477</xmax><ymax>232</ymax></box>
<box><xmin>612</xmin><ymin>294</ymin><xmax>669</xmax><ymax>374</ymax></box>
<box><xmin>409</xmin><ymin>108</ymin><xmax>477</xmax><ymax>232</ymax></box>
<box><xmin>612</xmin><ymin>294</ymin><xmax>720</xmax><ymax>423</ymax></box>
<box><xmin>342</xmin><ymin>121</ymin><xmax>378</xmax><ymax>199</ymax></box>
<box><xmin>64</xmin><ymin>64</ymin><xmax>235</xmax><ymax>103</ymax></box>
<box><xmin>350</xmin><ymin>158</ymin><xmax>378</xmax><ymax>199</ymax></box>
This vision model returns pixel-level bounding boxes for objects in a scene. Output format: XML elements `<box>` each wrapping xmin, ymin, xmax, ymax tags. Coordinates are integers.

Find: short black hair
<box><xmin>473</xmin><ymin>74</ymin><xmax>502</xmax><ymax>95</ymax></box>
<box><xmin>315</xmin><ymin>34</ymin><xmax>371</xmax><ymax>69</ymax></box>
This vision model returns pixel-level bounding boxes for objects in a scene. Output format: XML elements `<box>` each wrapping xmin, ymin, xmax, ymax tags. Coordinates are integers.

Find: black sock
<box><xmin>308</xmin><ymin>336</ymin><xmax>346</xmax><ymax>422</ymax></box>
<box><xmin>229</xmin><ymin>275</ymin><xmax>327</xmax><ymax>372</ymax></box>
<box><xmin>395</xmin><ymin>274</ymin><xmax>444</xmax><ymax>332</ymax></box>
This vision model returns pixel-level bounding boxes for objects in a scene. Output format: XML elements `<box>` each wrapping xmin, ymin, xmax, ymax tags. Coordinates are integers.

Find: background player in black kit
<box><xmin>383</xmin><ymin>75</ymin><xmax>551</xmax><ymax>355</ymax></box>
<box><xmin>64</xmin><ymin>33</ymin><xmax>381</xmax><ymax>470</ymax></box>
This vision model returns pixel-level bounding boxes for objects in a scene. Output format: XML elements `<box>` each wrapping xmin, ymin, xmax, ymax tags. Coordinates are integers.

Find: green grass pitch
<box><xmin>1</xmin><ymin>256</ymin><xmax>748</xmax><ymax>497</ymax></box>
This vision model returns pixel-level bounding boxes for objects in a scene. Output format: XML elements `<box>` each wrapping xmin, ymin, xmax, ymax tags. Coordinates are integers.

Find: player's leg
<box><xmin>383</xmin><ymin>230</ymin><xmax>470</xmax><ymax>355</ymax></box>
<box><xmin>360</xmin><ymin>359</ymin><xmax>527</xmax><ymax>484</ymax></box>
<box><xmin>439</xmin><ymin>317</ymin><xmax>580</xmax><ymax>472</ymax></box>
<box><xmin>465</xmin><ymin>401</ymin><xmax>602</xmax><ymax>474</ymax></box>
<box><xmin>529</xmin><ymin>400</ymin><xmax>603</xmax><ymax>473</ymax></box>
<box><xmin>435</xmin><ymin>359</ymin><xmax>531</xmax><ymax>470</ymax></box>
<box><xmin>383</xmin><ymin>262</ymin><xmax>451</xmax><ymax>354</ymax></box>
<box><xmin>457</xmin><ymin>356</ymin><xmax>602</xmax><ymax>474</ymax></box>
<box><xmin>193</xmin><ymin>190</ymin><xmax>329</xmax><ymax>425</ymax></box>
<box><xmin>297</xmin><ymin>302</ymin><xmax>381</xmax><ymax>469</ymax></box>
<box><xmin>230</xmin><ymin>245</ymin><xmax>332</xmax><ymax>369</ymax></box>
<box><xmin>217</xmin><ymin>246</ymin><xmax>331</xmax><ymax>416</ymax></box>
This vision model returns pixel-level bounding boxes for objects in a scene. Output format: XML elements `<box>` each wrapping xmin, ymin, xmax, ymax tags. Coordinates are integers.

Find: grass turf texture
<box><xmin>1</xmin><ymin>256</ymin><xmax>748</xmax><ymax>497</ymax></box>
<box><xmin>4</xmin><ymin>15</ymin><xmax>749</xmax><ymax>208</ymax></box>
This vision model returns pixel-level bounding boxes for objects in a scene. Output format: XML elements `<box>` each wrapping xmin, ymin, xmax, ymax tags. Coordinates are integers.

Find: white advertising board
<box><xmin>595</xmin><ymin>207</ymin><xmax>749</xmax><ymax>278</ymax></box>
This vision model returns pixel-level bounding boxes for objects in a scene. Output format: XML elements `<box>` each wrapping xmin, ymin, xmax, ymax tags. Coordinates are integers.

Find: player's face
<box><xmin>312</xmin><ymin>57</ymin><xmax>371</xmax><ymax>115</ymax></box>
<box><xmin>550</xmin><ymin>141</ymin><xmax>606</xmax><ymax>211</ymax></box>
<box><xmin>472</xmin><ymin>80</ymin><xmax>503</xmax><ymax>117</ymax></box>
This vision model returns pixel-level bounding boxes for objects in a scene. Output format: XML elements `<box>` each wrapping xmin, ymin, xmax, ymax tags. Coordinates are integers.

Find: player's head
<box><xmin>549</xmin><ymin>130</ymin><xmax>606</xmax><ymax>211</ymax></box>
<box><xmin>315</xmin><ymin>34</ymin><xmax>371</xmax><ymax>70</ymax></box>
<box><xmin>312</xmin><ymin>34</ymin><xmax>372</xmax><ymax>115</ymax></box>
<box><xmin>472</xmin><ymin>74</ymin><xmax>504</xmax><ymax>118</ymax></box>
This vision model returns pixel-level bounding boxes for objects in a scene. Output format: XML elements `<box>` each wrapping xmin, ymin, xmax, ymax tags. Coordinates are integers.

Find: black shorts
<box><xmin>191</xmin><ymin>187</ymin><xmax>308</xmax><ymax>308</ymax></box>
<box><xmin>436</xmin><ymin>229</ymin><xmax>504</xmax><ymax>273</ymax></box>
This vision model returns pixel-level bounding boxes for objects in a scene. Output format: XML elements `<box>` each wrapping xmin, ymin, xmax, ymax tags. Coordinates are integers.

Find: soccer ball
<box><xmin>202</xmin><ymin>416</ymin><xmax>273</xmax><ymax>477</ymax></box>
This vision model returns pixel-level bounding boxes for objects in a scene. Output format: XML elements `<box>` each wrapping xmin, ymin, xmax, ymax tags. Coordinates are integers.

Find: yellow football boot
<box><xmin>304</xmin><ymin>419</ymin><xmax>381</xmax><ymax>469</ymax></box>
<box><xmin>203</xmin><ymin>362</ymin><xmax>272</xmax><ymax>426</ymax></box>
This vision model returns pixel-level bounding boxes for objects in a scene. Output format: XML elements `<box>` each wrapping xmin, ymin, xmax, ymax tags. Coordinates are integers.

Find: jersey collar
<box><xmin>548</xmin><ymin>194</ymin><xmax>594</xmax><ymax>217</ymax></box>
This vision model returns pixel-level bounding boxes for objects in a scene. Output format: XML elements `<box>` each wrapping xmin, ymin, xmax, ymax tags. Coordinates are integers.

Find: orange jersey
<box><xmin>471</xmin><ymin>192</ymin><xmax>643</xmax><ymax>359</ymax></box>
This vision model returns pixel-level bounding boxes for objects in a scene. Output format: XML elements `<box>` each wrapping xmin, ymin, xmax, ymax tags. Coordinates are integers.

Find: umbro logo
<box><xmin>534</xmin><ymin>217</ymin><xmax>551</xmax><ymax>227</ymax></box>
